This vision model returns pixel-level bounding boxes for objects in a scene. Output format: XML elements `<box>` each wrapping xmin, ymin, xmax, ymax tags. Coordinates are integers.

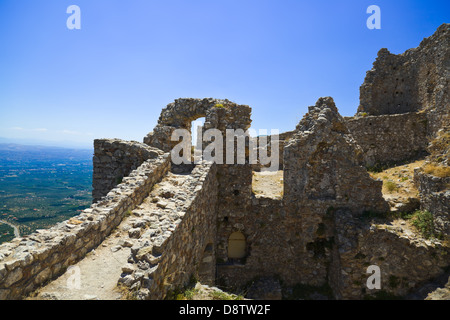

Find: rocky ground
<box><xmin>252</xmin><ymin>170</ymin><xmax>283</xmax><ymax>199</ymax></box>
<box><xmin>27</xmin><ymin>215</ymin><xmax>133</xmax><ymax>300</ymax></box>
<box><xmin>370</xmin><ymin>159</ymin><xmax>450</xmax><ymax>300</ymax></box>
<box><xmin>369</xmin><ymin>160</ymin><xmax>424</xmax><ymax>213</ymax></box>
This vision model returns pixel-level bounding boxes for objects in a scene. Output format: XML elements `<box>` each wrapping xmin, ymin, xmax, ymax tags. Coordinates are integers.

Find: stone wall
<box><xmin>217</xmin><ymin>97</ymin><xmax>390</xmax><ymax>294</ymax></box>
<box><xmin>117</xmin><ymin>162</ymin><xmax>219</xmax><ymax>300</ymax></box>
<box><xmin>144</xmin><ymin>98</ymin><xmax>248</xmax><ymax>152</ymax></box>
<box><xmin>93</xmin><ymin>139</ymin><xmax>165</xmax><ymax>202</ymax></box>
<box><xmin>414</xmin><ymin>169</ymin><xmax>450</xmax><ymax>237</ymax></box>
<box><xmin>216</xmin><ymin>197</ymin><xmax>286</xmax><ymax>290</ymax></box>
<box><xmin>283</xmin><ymin>97</ymin><xmax>388</xmax><ymax>215</ymax></box>
<box><xmin>216</xmin><ymin>195</ymin><xmax>336</xmax><ymax>291</ymax></box>
<box><xmin>0</xmin><ymin>152</ymin><xmax>170</xmax><ymax>300</ymax></box>
<box><xmin>332</xmin><ymin>209</ymin><xmax>450</xmax><ymax>299</ymax></box>
<box><xmin>346</xmin><ymin>112</ymin><xmax>429</xmax><ymax>168</ymax></box>
<box><xmin>253</xmin><ymin>130</ymin><xmax>295</xmax><ymax>171</ymax></box>
<box><xmin>215</xmin><ymin>97</ymin><xmax>449</xmax><ymax>300</ymax></box>
<box><xmin>357</xmin><ymin>23</ymin><xmax>449</xmax><ymax>137</ymax></box>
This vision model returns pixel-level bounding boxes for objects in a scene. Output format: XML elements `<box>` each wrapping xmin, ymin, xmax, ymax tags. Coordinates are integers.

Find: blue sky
<box><xmin>0</xmin><ymin>0</ymin><xmax>448</xmax><ymax>149</ymax></box>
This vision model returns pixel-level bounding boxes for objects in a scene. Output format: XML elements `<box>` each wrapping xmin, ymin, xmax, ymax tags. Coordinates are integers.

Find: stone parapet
<box><xmin>0</xmin><ymin>152</ymin><xmax>170</xmax><ymax>300</ymax></box>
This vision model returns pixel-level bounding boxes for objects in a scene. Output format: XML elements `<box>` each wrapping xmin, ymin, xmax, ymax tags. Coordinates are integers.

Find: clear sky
<box><xmin>0</xmin><ymin>0</ymin><xmax>448</xmax><ymax>149</ymax></box>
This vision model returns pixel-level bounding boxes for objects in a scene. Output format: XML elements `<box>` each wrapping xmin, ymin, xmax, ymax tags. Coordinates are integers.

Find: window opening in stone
<box><xmin>251</xmin><ymin>131</ymin><xmax>284</xmax><ymax>199</ymax></box>
<box><xmin>191</xmin><ymin>117</ymin><xmax>205</xmax><ymax>147</ymax></box>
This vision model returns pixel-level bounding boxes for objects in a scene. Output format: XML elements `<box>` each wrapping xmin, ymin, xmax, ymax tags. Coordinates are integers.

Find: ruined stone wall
<box><xmin>141</xmin><ymin>98</ymin><xmax>257</xmax><ymax>298</ymax></box>
<box><xmin>0</xmin><ymin>153</ymin><xmax>170</xmax><ymax>300</ymax></box>
<box><xmin>358</xmin><ymin>23</ymin><xmax>449</xmax><ymax>137</ymax></box>
<box><xmin>216</xmin><ymin>197</ymin><xmax>285</xmax><ymax>290</ymax></box>
<box><xmin>253</xmin><ymin>130</ymin><xmax>295</xmax><ymax>171</ymax></box>
<box><xmin>283</xmin><ymin>97</ymin><xmax>388</xmax><ymax>215</ymax></box>
<box><xmin>346</xmin><ymin>112</ymin><xmax>429</xmax><ymax>168</ymax></box>
<box><xmin>144</xmin><ymin>98</ymin><xmax>243</xmax><ymax>152</ymax></box>
<box><xmin>332</xmin><ymin>210</ymin><xmax>450</xmax><ymax>299</ymax></box>
<box><xmin>217</xmin><ymin>97</ymin><xmax>390</xmax><ymax>294</ymax></box>
<box><xmin>205</xmin><ymin>104</ymin><xmax>254</xmax><ymax>223</ymax></box>
<box><xmin>93</xmin><ymin>139</ymin><xmax>165</xmax><ymax>202</ymax></box>
<box><xmin>2</xmin><ymin>87</ymin><xmax>448</xmax><ymax>300</ymax></box>
<box><xmin>216</xmin><ymin>196</ymin><xmax>335</xmax><ymax>291</ymax></box>
<box><xmin>117</xmin><ymin>162</ymin><xmax>219</xmax><ymax>300</ymax></box>
<box><xmin>414</xmin><ymin>169</ymin><xmax>450</xmax><ymax>237</ymax></box>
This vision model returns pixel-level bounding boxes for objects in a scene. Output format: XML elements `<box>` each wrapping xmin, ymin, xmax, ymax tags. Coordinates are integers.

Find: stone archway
<box><xmin>143</xmin><ymin>98</ymin><xmax>238</xmax><ymax>152</ymax></box>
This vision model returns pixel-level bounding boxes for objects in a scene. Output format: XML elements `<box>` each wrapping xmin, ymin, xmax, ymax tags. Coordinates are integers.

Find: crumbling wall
<box><xmin>93</xmin><ymin>139</ymin><xmax>164</xmax><ymax>202</ymax></box>
<box><xmin>217</xmin><ymin>97</ymin><xmax>391</xmax><ymax>294</ymax></box>
<box><xmin>144</xmin><ymin>98</ymin><xmax>244</xmax><ymax>152</ymax></box>
<box><xmin>283</xmin><ymin>97</ymin><xmax>388</xmax><ymax>215</ymax></box>
<box><xmin>0</xmin><ymin>153</ymin><xmax>170</xmax><ymax>300</ymax></box>
<box><xmin>357</xmin><ymin>23</ymin><xmax>449</xmax><ymax>137</ymax></box>
<box><xmin>332</xmin><ymin>210</ymin><xmax>450</xmax><ymax>299</ymax></box>
<box><xmin>414</xmin><ymin>169</ymin><xmax>450</xmax><ymax>237</ymax></box>
<box><xmin>1</xmin><ymin>81</ymin><xmax>448</xmax><ymax>301</ymax></box>
<box><xmin>117</xmin><ymin>162</ymin><xmax>219</xmax><ymax>300</ymax></box>
<box><xmin>205</xmin><ymin>104</ymin><xmax>254</xmax><ymax>225</ymax></box>
<box><xmin>216</xmin><ymin>195</ymin><xmax>336</xmax><ymax>291</ymax></box>
<box><xmin>253</xmin><ymin>130</ymin><xmax>295</xmax><ymax>171</ymax></box>
<box><xmin>141</xmin><ymin>98</ymin><xmax>256</xmax><ymax>298</ymax></box>
<box><xmin>346</xmin><ymin>112</ymin><xmax>429</xmax><ymax>168</ymax></box>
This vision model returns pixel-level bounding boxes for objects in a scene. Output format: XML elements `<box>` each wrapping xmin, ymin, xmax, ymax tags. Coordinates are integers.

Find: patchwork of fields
<box><xmin>0</xmin><ymin>144</ymin><xmax>93</xmax><ymax>244</ymax></box>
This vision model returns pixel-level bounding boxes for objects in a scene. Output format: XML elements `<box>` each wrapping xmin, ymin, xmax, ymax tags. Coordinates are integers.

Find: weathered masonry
<box><xmin>0</xmin><ymin>24</ymin><xmax>448</xmax><ymax>300</ymax></box>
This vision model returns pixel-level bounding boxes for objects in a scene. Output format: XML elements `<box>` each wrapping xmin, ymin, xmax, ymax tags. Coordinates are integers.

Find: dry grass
<box><xmin>68</xmin><ymin>218</ymin><xmax>84</xmax><ymax>225</ymax></box>
<box><xmin>422</xmin><ymin>163</ymin><xmax>450</xmax><ymax>178</ymax></box>
<box><xmin>370</xmin><ymin>160</ymin><xmax>424</xmax><ymax>199</ymax></box>
<box><xmin>115</xmin><ymin>284</ymin><xmax>138</xmax><ymax>300</ymax></box>
<box><xmin>252</xmin><ymin>170</ymin><xmax>284</xmax><ymax>199</ymax></box>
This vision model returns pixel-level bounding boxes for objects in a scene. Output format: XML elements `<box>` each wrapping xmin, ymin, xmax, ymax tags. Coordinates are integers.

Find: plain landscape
<box><xmin>0</xmin><ymin>143</ymin><xmax>93</xmax><ymax>244</ymax></box>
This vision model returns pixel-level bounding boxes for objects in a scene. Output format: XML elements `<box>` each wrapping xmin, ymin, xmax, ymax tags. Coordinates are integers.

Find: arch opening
<box><xmin>227</xmin><ymin>232</ymin><xmax>246</xmax><ymax>263</ymax></box>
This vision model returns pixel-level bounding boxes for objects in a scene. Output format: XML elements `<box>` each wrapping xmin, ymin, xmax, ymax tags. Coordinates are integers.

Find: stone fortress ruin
<box><xmin>0</xmin><ymin>24</ymin><xmax>449</xmax><ymax>300</ymax></box>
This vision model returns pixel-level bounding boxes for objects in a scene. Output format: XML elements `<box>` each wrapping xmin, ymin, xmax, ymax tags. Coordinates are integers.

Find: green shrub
<box><xmin>410</xmin><ymin>210</ymin><xmax>435</xmax><ymax>239</ymax></box>
<box><xmin>384</xmin><ymin>180</ymin><xmax>398</xmax><ymax>193</ymax></box>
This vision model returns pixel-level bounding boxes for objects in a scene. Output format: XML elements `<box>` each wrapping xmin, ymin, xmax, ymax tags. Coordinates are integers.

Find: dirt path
<box><xmin>28</xmin><ymin>217</ymin><xmax>133</xmax><ymax>300</ymax></box>
<box><xmin>0</xmin><ymin>220</ymin><xmax>20</xmax><ymax>238</ymax></box>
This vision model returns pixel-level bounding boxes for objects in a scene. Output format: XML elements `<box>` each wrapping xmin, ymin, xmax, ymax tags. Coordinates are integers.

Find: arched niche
<box><xmin>227</xmin><ymin>231</ymin><xmax>246</xmax><ymax>260</ymax></box>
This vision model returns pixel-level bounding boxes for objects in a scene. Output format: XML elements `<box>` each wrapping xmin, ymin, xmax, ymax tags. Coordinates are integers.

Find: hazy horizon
<box><xmin>0</xmin><ymin>136</ymin><xmax>94</xmax><ymax>150</ymax></box>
